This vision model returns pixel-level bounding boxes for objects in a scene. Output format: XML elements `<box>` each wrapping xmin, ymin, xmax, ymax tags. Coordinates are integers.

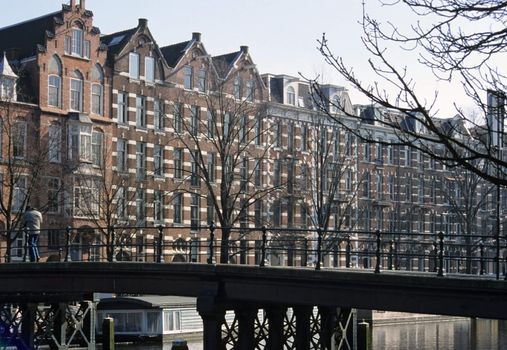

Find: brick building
<box><xmin>0</xmin><ymin>1</ymin><xmax>498</xmax><ymax>264</ymax></box>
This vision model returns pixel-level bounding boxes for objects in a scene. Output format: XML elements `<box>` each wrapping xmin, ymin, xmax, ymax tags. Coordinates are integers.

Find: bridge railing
<box><xmin>0</xmin><ymin>225</ymin><xmax>505</xmax><ymax>279</ymax></box>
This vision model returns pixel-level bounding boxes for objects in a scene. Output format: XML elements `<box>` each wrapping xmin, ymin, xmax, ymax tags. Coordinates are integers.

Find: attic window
<box><xmin>286</xmin><ymin>86</ymin><xmax>295</xmax><ymax>106</ymax></box>
<box><xmin>109</xmin><ymin>35</ymin><xmax>125</xmax><ymax>46</ymax></box>
<box><xmin>64</xmin><ymin>25</ymin><xmax>90</xmax><ymax>59</ymax></box>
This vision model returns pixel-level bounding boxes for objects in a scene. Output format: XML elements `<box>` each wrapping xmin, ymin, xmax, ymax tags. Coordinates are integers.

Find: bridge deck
<box><xmin>0</xmin><ymin>262</ymin><xmax>505</xmax><ymax>319</ymax></box>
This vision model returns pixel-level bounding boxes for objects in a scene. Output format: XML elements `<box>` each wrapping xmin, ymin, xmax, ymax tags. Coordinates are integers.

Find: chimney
<box><xmin>70</xmin><ymin>0</ymin><xmax>76</xmax><ymax>8</ymax></box>
<box><xmin>240</xmin><ymin>45</ymin><xmax>249</xmax><ymax>54</ymax></box>
<box><xmin>80</xmin><ymin>0</ymin><xmax>86</xmax><ymax>9</ymax></box>
<box><xmin>138</xmin><ymin>18</ymin><xmax>148</xmax><ymax>28</ymax></box>
<box><xmin>192</xmin><ymin>32</ymin><xmax>201</xmax><ymax>42</ymax></box>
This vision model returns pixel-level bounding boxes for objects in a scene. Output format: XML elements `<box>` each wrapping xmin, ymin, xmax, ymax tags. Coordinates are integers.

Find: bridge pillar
<box><xmin>20</xmin><ymin>303</ymin><xmax>36</xmax><ymax>350</ymax></box>
<box><xmin>294</xmin><ymin>305</ymin><xmax>312</xmax><ymax>350</ymax></box>
<box><xmin>235</xmin><ymin>306</ymin><xmax>257</xmax><ymax>350</ymax></box>
<box><xmin>197</xmin><ymin>292</ymin><xmax>225</xmax><ymax>350</ymax></box>
<box><xmin>265</xmin><ymin>306</ymin><xmax>286</xmax><ymax>350</ymax></box>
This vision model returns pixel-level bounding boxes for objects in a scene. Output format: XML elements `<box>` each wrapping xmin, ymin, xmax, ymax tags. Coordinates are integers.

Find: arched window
<box><xmin>65</xmin><ymin>22</ymin><xmax>90</xmax><ymax>58</ymax></box>
<box><xmin>286</xmin><ymin>86</ymin><xmax>295</xmax><ymax>105</ymax></box>
<box><xmin>70</xmin><ymin>70</ymin><xmax>83</xmax><ymax>111</ymax></box>
<box><xmin>91</xmin><ymin>64</ymin><xmax>104</xmax><ymax>115</ymax></box>
<box><xmin>48</xmin><ymin>55</ymin><xmax>62</xmax><ymax>107</ymax></box>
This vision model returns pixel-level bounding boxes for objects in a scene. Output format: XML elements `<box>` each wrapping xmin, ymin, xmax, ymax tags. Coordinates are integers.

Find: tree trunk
<box><xmin>220</xmin><ymin>227</ymin><xmax>230</xmax><ymax>264</ymax></box>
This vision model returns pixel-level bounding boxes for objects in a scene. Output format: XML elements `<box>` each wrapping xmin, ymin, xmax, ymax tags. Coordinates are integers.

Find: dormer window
<box><xmin>287</xmin><ymin>86</ymin><xmax>295</xmax><ymax>105</ymax></box>
<box><xmin>0</xmin><ymin>54</ymin><xmax>18</xmax><ymax>101</ymax></box>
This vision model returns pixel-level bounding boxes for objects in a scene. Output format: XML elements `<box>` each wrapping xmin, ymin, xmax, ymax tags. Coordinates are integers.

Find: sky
<box><xmin>0</xmin><ymin>0</ymin><xmax>478</xmax><ymax>116</ymax></box>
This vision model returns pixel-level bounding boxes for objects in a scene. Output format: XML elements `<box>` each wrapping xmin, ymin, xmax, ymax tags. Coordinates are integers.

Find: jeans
<box><xmin>28</xmin><ymin>234</ymin><xmax>40</xmax><ymax>262</ymax></box>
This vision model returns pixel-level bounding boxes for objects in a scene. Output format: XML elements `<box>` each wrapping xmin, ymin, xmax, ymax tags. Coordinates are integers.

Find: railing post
<box><xmin>437</xmin><ymin>231</ymin><xmax>445</xmax><ymax>277</ymax></box>
<box><xmin>388</xmin><ymin>240</ymin><xmax>394</xmax><ymax>270</ymax></box>
<box><xmin>65</xmin><ymin>226</ymin><xmax>72</xmax><ymax>262</ymax></box>
<box><xmin>157</xmin><ymin>225</ymin><xmax>164</xmax><ymax>263</ymax></box>
<box><xmin>345</xmin><ymin>235</ymin><xmax>351</xmax><ymax>268</ymax></box>
<box><xmin>260</xmin><ymin>226</ymin><xmax>267</xmax><ymax>267</ymax></box>
<box><xmin>207</xmin><ymin>222</ymin><xmax>215</xmax><ymax>264</ymax></box>
<box><xmin>316</xmin><ymin>227</ymin><xmax>322</xmax><ymax>271</ymax></box>
<box><xmin>480</xmin><ymin>242</ymin><xmax>485</xmax><ymax>276</ymax></box>
<box><xmin>432</xmin><ymin>241</ymin><xmax>438</xmax><ymax>273</ymax></box>
<box><xmin>302</xmin><ymin>237</ymin><xmax>308</xmax><ymax>267</ymax></box>
<box><xmin>375</xmin><ymin>230</ymin><xmax>381</xmax><ymax>274</ymax></box>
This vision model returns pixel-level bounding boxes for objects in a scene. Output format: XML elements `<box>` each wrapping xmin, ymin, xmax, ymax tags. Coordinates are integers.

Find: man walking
<box><xmin>23</xmin><ymin>206</ymin><xmax>42</xmax><ymax>262</ymax></box>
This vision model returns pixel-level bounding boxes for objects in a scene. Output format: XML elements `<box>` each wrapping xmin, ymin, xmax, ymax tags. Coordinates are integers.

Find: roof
<box><xmin>100</xmin><ymin>27</ymin><xmax>138</xmax><ymax>56</ymax></box>
<box><xmin>0</xmin><ymin>11</ymin><xmax>63</xmax><ymax>58</ymax></box>
<box><xmin>98</xmin><ymin>295</ymin><xmax>196</xmax><ymax>310</ymax></box>
<box><xmin>0</xmin><ymin>54</ymin><xmax>18</xmax><ymax>78</ymax></box>
<box><xmin>160</xmin><ymin>40</ymin><xmax>192</xmax><ymax>68</ymax></box>
<box><xmin>213</xmin><ymin>50</ymin><xmax>241</xmax><ymax>76</ymax></box>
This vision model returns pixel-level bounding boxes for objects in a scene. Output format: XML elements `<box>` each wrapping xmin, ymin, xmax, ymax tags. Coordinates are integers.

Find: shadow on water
<box><xmin>373</xmin><ymin>318</ymin><xmax>507</xmax><ymax>350</ymax></box>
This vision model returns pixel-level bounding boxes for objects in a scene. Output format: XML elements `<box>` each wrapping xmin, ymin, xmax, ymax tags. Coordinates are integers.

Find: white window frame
<box><xmin>48</xmin><ymin>124</ymin><xmax>62</xmax><ymax>163</ymax></box>
<box><xmin>129</xmin><ymin>52</ymin><xmax>140</xmax><ymax>79</ymax></box>
<box><xmin>145</xmin><ymin>56</ymin><xmax>155</xmax><ymax>83</ymax></box>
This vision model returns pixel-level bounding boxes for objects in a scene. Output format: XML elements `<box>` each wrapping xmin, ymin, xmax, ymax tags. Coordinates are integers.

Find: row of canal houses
<box><xmin>0</xmin><ymin>0</ymin><xmax>496</xmax><ymax>264</ymax></box>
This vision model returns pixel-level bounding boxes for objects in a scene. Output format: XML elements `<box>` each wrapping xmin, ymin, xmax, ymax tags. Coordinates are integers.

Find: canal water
<box><xmin>116</xmin><ymin>318</ymin><xmax>507</xmax><ymax>349</ymax></box>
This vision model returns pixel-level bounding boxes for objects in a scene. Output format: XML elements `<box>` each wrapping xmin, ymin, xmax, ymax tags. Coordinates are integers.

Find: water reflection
<box><xmin>373</xmin><ymin>318</ymin><xmax>507</xmax><ymax>350</ymax></box>
<box><xmin>114</xmin><ymin>318</ymin><xmax>507</xmax><ymax>350</ymax></box>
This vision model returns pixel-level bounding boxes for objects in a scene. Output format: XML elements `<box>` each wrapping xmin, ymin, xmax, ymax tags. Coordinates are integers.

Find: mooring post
<box><xmin>102</xmin><ymin>317</ymin><xmax>115</xmax><ymax>350</ymax></box>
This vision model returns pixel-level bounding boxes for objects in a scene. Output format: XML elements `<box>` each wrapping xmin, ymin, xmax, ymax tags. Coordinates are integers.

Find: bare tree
<box><xmin>315</xmin><ymin>0</ymin><xmax>507</xmax><ymax>186</ymax></box>
<box><xmin>0</xmin><ymin>99</ymin><xmax>52</xmax><ymax>262</ymax></box>
<box><xmin>71</xmin><ymin>140</ymin><xmax>137</xmax><ymax>261</ymax></box>
<box><xmin>169</xmin><ymin>74</ymin><xmax>279</xmax><ymax>263</ymax></box>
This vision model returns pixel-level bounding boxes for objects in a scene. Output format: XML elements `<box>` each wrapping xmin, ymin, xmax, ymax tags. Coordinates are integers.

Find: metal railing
<box><xmin>0</xmin><ymin>224</ymin><xmax>505</xmax><ymax>280</ymax></box>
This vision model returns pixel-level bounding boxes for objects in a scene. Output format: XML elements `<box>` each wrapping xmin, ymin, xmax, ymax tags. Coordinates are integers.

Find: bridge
<box><xmin>0</xmin><ymin>226</ymin><xmax>506</xmax><ymax>349</ymax></box>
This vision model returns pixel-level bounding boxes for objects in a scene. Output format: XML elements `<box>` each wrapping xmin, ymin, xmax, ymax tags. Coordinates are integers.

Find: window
<box><xmin>345</xmin><ymin>169</ymin><xmax>352</xmax><ymax>192</ymax></box>
<box><xmin>91</xmin><ymin>65</ymin><xmax>104</xmax><ymax>115</ymax></box>
<box><xmin>154</xmin><ymin>190</ymin><xmax>163</xmax><ymax>224</ymax></box>
<box><xmin>207</xmin><ymin>110</ymin><xmax>215</xmax><ymax>138</ymax></box>
<box><xmin>163</xmin><ymin>310</ymin><xmax>181</xmax><ymax>333</ymax></box>
<box><xmin>116</xmin><ymin>187</ymin><xmax>127</xmax><ymax>220</ymax></box>
<box><xmin>65</xmin><ymin>26</ymin><xmax>90</xmax><ymax>58</ymax></box>
<box><xmin>254</xmin><ymin>116</ymin><xmax>262</xmax><ymax>145</ymax></box>
<box><xmin>190</xmin><ymin>193</ymin><xmax>200</xmax><ymax>230</ymax></box>
<box><xmin>74</xmin><ymin>178</ymin><xmax>99</xmax><ymax>216</ymax></box>
<box><xmin>254</xmin><ymin>159</ymin><xmax>262</xmax><ymax>187</ymax></box>
<box><xmin>72</xmin><ymin>27</ymin><xmax>83</xmax><ymax>56</ymax></box>
<box><xmin>183</xmin><ymin>66</ymin><xmax>193</xmax><ymax>89</ymax></box>
<box><xmin>136</xmin><ymin>188</ymin><xmax>146</xmax><ymax>226</ymax></box>
<box><xmin>207</xmin><ymin>153</ymin><xmax>216</xmax><ymax>183</ymax></box>
<box><xmin>13</xmin><ymin>121</ymin><xmax>26</xmax><ymax>159</ymax></box>
<box><xmin>388</xmin><ymin>175</ymin><xmax>395</xmax><ymax>200</ymax></box>
<box><xmin>190</xmin><ymin>106</ymin><xmax>199</xmax><ymax>136</ymax></box>
<box><xmin>246</xmin><ymin>80</ymin><xmax>254</xmax><ymax>101</ymax></box>
<box><xmin>274</xmin><ymin>123</ymin><xmax>281</xmax><ymax>147</ymax></box>
<box><xmin>405</xmin><ymin>176</ymin><xmax>412</xmax><ymax>202</ymax></box>
<box><xmin>145</xmin><ymin>56</ymin><xmax>155</xmax><ymax>83</ymax></box>
<box><xmin>240</xmin><ymin>199</ymin><xmax>248</xmax><ymax>229</ymax></box>
<box><xmin>117</xmin><ymin>92</ymin><xmax>128</xmax><ymax>124</ymax></box>
<box><xmin>301</xmin><ymin>165</ymin><xmax>308</xmax><ymax>191</ymax></box>
<box><xmin>240</xmin><ymin>115</ymin><xmax>248</xmax><ymax>143</ymax></box>
<box><xmin>223</xmin><ymin>113</ymin><xmax>230</xmax><ymax>139</ymax></box>
<box><xmin>286</xmin><ymin>86</ymin><xmax>295</xmax><ymax>105</ymax></box>
<box><xmin>233</xmin><ymin>76</ymin><xmax>241</xmax><ymax>99</ymax></box>
<box><xmin>129</xmin><ymin>52</ymin><xmax>140</xmax><ymax>79</ymax></box>
<box><xmin>198</xmin><ymin>69</ymin><xmax>207</xmax><ymax>92</ymax></box>
<box><xmin>136</xmin><ymin>142</ymin><xmax>146</xmax><ymax>180</ymax></box>
<box><xmin>363</xmin><ymin>171</ymin><xmax>370</xmax><ymax>198</ymax></box>
<box><xmin>376</xmin><ymin>142</ymin><xmax>383</xmax><ymax>163</ymax></box>
<box><xmin>154</xmin><ymin>145</ymin><xmax>164</xmax><ymax>176</ymax></box>
<box><xmin>301</xmin><ymin>124</ymin><xmax>307</xmax><ymax>151</ymax></box>
<box><xmin>274</xmin><ymin>159</ymin><xmax>281</xmax><ymax>187</ymax></box>
<box><xmin>207</xmin><ymin>194</ymin><xmax>215</xmax><ymax>224</ymax></box>
<box><xmin>69</xmin><ymin>123</ymin><xmax>92</xmax><ymax>162</ymax></box>
<box><xmin>47</xmin><ymin>178</ymin><xmax>60</xmax><ymax>213</ymax></box>
<box><xmin>174</xmin><ymin>148</ymin><xmax>183</xmax><ymax>179</ymax></box>
<box><xmin>405</xmin><ymin>146</ymin><xmax>412</xmax><ymax>166</ymax></box>
<box><xmin>70</xmin><ymin>71</ymin><xmax>83</xmax><ymax>111</ymax></box>
<box><xmin>363</xmin><ymin>143</ymin><xmax>371</xmax><ymax>162</ymax></box>
<box><xmin>388</xmin><ymin>143</ymin><xmax>394</xmax><ymax>164</ymax></box>
<box><xmin>48</xmin><ymin>56</ymin><xmax>62</xmax><ymax>107</ymax></box>
<box><xmin>173</xmin><ymin>104</ymin><xmax>182</xmax><ymax>133</ymax></box>
<box><xmin>116</xmin><ymin>138</ymin><xmax>127</xmax><ymax>172</ymax></box>
<box><xmin>47</xmin><ymin>76</ymin><xmax>61</xmax><ymax>108</ymax></box>
<box><xmin>273</xmin><ymin>200</ymin><xmax>281</xmax><ymax>227</ymax></box>
<box><xmin>288</xmin><ymin>123</ymin><xmax>294</xmax><ymax>153</ymax></box>
<box><xmin>255</xmin><ymin>200</ymin><xmax>263</xmax><ymax>227</ymax></box>
<box><xmin>240</xmin><ymin>157</ymin><xmax>248</xmax><ymax>193</ymax></box>
<box><xmin>48</xmin><ymin>124</ymin><xmax>61</xmax><ymax>163</ymax></box>
<box><xmin>136</xmin><ymin>95</ymin><xmax>146</xmax><ymax>128</ymax></box>
<box><xmin>91</xmin><ymin>130</ymin><xmax>103</xmax><ymax>167</ymax></box>
<box><xmin>154</xmin><ymin>99</ymin><xmax>164</xmax><ymax>131</ymax></box>
<box><xmin>376</xmin><ymin>170</ymin><xmax>383</xmax><ymax>197</ymax></box>
<box><xmin>190</xmin><ymin>150</ymin><xmax>200</xmax><ymax>187</ymax></box>
<box><xmin>13</xmin><ymin>176</ymin><xmax>27</xmax><ymax>212</ymax></box>
<box><xmin>173</xmin><ymin>193</ymin><xmax>183</xmax><ymax>224</ymax></box>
